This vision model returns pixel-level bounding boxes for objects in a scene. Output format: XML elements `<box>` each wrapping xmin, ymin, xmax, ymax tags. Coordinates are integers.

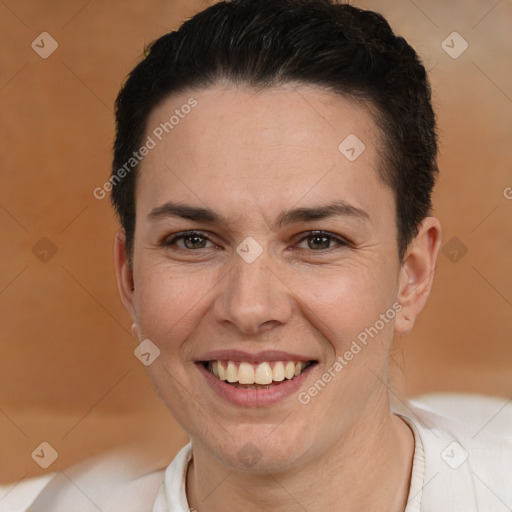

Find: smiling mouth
<box><xmin>201</xmin><ymin>360</ymin><xmax>317</xmax><ymax>389</ymax></box>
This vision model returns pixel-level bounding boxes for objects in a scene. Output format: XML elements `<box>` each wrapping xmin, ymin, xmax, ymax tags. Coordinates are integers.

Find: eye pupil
<box><xmin>185</xmin><ymin>234</ymin><xmax>206</xmax><ymax>249</ymax></box>
<box><xmin>309</xmin><ymin>235</ymin><xmax>330</xmax><ymax>250</ymax></box>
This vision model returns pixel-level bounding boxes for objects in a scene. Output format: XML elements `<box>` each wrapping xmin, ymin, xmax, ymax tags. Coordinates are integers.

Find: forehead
<box><xmin>137</xmin><ymin>84</ymin><xmax>391</xmax><ymax>225</ymax></box>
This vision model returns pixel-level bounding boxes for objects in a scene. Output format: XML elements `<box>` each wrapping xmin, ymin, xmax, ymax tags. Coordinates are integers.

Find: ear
<box><xmin>114</xmin><ymin>229</ymin><xmax>137</xmax><ymax>321</ymax></box>
<box><xmin>395</xmin><ymin>217</ymin><xmax>442</xmax><ymax>335</ymax></box>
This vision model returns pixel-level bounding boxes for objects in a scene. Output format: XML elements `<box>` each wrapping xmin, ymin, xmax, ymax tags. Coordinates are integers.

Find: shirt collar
<box><xmin>154</xmin><ymin>401</ymin><xmax>482</xmax><ymax>512</ymax></box>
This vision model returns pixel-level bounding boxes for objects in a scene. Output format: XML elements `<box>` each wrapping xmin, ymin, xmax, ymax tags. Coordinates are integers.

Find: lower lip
<box><xmin>196</xmin><ymin>362</ymin><xmax>316</xmax><ymax>408</ymax></box>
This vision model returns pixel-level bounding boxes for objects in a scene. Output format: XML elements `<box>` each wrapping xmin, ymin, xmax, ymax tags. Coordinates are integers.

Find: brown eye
<box><xmin>296</xmin><ymin>231</ymin><xmax>349</xmax><ymax>251</ymax></box>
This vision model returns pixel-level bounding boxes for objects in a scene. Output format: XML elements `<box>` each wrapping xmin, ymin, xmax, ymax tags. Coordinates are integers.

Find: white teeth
<box><xmin>217</xmin><ymin>360</ymin><xmax>226</xmax><ymax>380</ymax></box>
<box><xmin>238</xmin><ymin>362</ymin><xmax>255</xmax><ymax>384</ymax></box>
<box><xmin>226</xmin><ymin>361</ymin><xmax>238</xmax><ymax>383</ymax></box>
<box><xmin>285</xmin><ymin>361</ymin><xmax>296</xmax><ymax>380</ymax></box>
<box><xmin>211</xmin><ymin>360</ymin><xmax>311</xmax><ymax>384</ymax></box>
<box><xmin>272</xmin><ymin>361</ymin><xmax>285</xmax><ymax>382</ymax></box>
<box><xmin>255</xmin><ymin>362</ymin><xmax>273</xmax><ymax>385</ymax></box>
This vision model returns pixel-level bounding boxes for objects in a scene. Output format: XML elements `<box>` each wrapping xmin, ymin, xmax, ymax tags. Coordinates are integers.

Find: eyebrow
<box><xmin>147</xmin><ymin>199</ymin><xmax>370</xmax><ymax>229</ymax></box>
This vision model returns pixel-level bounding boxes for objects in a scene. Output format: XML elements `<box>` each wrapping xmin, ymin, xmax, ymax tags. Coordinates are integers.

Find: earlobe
<box><xmin>114</xmin><ymin>229</ymin><xmax>137</xmax><ymax>321</ymax></box>
<box><xmin>395</xmin><ymin>217</ymin><xmax>442</xmax><ymax>335</ymax></box>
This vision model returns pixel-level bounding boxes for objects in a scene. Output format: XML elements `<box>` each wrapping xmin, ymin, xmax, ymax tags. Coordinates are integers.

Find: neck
<box><xmin>186</xmin><ymin>400</ymin><xmax>414</xmax><ymax>512</ymax></box>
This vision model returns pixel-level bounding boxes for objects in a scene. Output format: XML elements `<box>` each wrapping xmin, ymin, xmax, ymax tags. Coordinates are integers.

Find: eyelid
<box><xmin>294</xmin><ymin>230</ymin><xmax>351</xmax><ymax>249</ymax></box>
<box><xmin>162</xmin><ymin>230</ymin><xmax>217</xmax><ymax>248</ymax></box>
<box><xmin>162</xmin><ymin>229</ymin><xmax>351</xmax><ymax>250</ymax></box>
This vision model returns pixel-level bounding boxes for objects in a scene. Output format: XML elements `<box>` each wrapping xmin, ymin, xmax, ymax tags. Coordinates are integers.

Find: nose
<box><xmin>212</xmin><ymin>247</ymin><xmax>293</xmax><ymax>335</ymax></box>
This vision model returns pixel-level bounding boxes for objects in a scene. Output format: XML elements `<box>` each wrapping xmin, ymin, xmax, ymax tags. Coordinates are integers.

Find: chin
<box><xmin>204</xmin><ymin>427</ymin><xmax>312</xmax><ymax>474</ymax></box>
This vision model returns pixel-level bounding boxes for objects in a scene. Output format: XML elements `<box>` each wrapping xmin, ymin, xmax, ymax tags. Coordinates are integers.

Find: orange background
<box><xmin>1</xmin><ymin>0</ymin><xmax>511</xmax><ymax>485</ymax></box>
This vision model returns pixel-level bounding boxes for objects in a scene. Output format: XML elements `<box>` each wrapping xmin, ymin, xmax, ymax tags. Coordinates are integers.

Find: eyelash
<box><xmin>161</xmin><ymin>230</ymin><xmax>350</xmax><ymax>253</ymax></box>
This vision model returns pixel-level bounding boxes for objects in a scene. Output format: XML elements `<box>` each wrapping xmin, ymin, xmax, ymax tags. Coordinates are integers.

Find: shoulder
<box><xmin>409</xmin><ymin>392</ymin><xmax>512</xmax><ymax>437</ymax></box>
<box><xmin>0</xmin><ymin>443</ymin><xmax>182</xmax><ymax>512</ymax></box>
<box><xmin>397</xmin><ymin>393</ymin><xmax>512</xmax><ymax>510</ymax></box>
<box><xmin>407</xmin><ymin>392</ymin><xmax>512</xmax><ymax>458</ymax></box>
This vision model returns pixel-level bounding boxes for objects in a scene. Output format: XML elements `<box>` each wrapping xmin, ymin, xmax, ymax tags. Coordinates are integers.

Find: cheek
<box><xmin>297</xmin><ymin>264</ymin><xmax>395</xmax><ymax>339</ymax></box>
<box><xmin>133</xmin><ymin>266</ymin><xmax>215</xmax><ymax>352</ymax></box>
<box><xmin>133</xmin><ymin>255</ymin><xmax>397</xmax><ymax>344</ymax></box>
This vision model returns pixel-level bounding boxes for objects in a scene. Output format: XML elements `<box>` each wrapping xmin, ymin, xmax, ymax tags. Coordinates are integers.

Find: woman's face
<box><xmin>116</xmin><ymin>84</ymin><xmax>425</xmax><ymax>472</ymax></box>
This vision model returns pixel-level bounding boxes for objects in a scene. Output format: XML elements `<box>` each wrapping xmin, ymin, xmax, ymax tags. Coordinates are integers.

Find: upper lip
<box><xmin>196</xmin><ymin>349</ymin><xmax>317</xmax><ymax>364</ymax></box>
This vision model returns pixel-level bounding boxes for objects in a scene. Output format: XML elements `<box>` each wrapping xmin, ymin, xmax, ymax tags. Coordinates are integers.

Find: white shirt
<box><xmin>2</xmin><ymin>395</ymin><xmax>511</xmax><ymax>512</ymax></box>
<box><xmin>152</xmin><ymin>398</ymin><xmax>512</xmax><ymax>512</ymax></box>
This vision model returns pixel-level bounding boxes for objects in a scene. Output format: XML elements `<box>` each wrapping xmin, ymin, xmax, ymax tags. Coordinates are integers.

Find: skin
<box><xmin>114</xmin><ymin>84</ymin><xmax>442</xmax><ymax>511</ymax></box>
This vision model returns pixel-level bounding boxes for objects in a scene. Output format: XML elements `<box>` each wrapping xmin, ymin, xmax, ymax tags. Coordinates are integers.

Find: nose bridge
<box><xmin>213</xmin><ymin>243</ymin><xmax>292</xmax><ymax>333</ymax></box>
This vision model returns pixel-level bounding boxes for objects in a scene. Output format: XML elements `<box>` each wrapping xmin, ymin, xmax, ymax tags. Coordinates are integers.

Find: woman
<box><xmin>111</xmin><ymin>1</ymin><xmax>511</xmax><ymax>510</ymax></box>
<box><xmin>10</xmin><ymin>1</ymin><xmax>511</xmax><ymax>510</ymax></box>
